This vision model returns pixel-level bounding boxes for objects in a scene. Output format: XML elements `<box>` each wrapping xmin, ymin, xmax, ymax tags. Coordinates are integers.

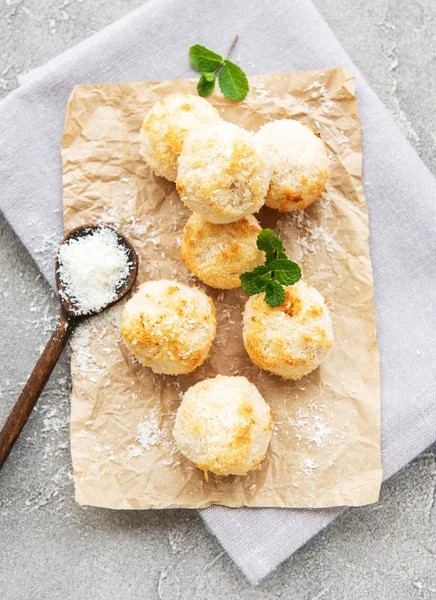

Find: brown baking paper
<box><xmin>63</xmin><ymin>69</ymin><xmax>382</xmax><ymax>509</ymax></box>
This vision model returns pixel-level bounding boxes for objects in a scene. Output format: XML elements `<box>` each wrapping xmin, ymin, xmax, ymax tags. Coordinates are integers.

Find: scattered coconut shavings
<box><xmin>127</xmin><ymin>444</ymin><xmax>143</xmax><ymax>458</ymax></box>
<box><xmin>298</xmin><ymin>457</ymin><xmax>319</xmax><ymax>479</ymax></box>
<box><xmin>136</xmin><ymin>411</ymin><xmax>165</xmax><ymax>451</ymax></box>
<box><xmin>303</xmin><ymin>225</ymin><xmax>341</xmax><ymax>254</ymax></box>
<box><xmin>94</xmin><ymin>443</ymin><xmax>112</xmax><ymax>454</ymax></box>
<box><xmin>57</xmin><ymin>227</ymin><xmax>131</xmax><ymax>315</ymax></box>
<box><xmin>306</xmin><ymin>417</ymin><xmax>332</xmax><ymax>448</ymax></box>
<box><xmin>98</xmin><ymin>204</ymin><xmax>123</xmax><ymax>230</ymax></box>
<box><xmin>306</xmin><ymin>80</ymin><xmax>335</xmax><ymax>113</ymax></box>
<box><xmin>70</xmin><ymin>304</ymin><xmax>123</xmax><ymax>378</ymax></box>
<box><xmin>30</xmin><ymin>228</ymin><xmax>60</xmax><ymax>274</ymax></box>
<box><xmin>99</xmin><ymin>202</ymin><xmax>165</xmax><ymax>244</ymax></box>
<box><xmin>287</xmin><ymin>398</ymin><xmax>335</xmax><ymax>480</ymax></box>
<box><xmin>158</xmin><ymin>445</ymin><xmax>181</xmax><ymax>468</ymax></box>
<box><xmin>168</xmin><ymin>527</ymin><xmax>186</xmax><ymax>554</ymax></box>
<box><xmin>71</xmin><ymin>326</ymin><xmax>100</xmax><ymax>377</ymax></box>
<box><xmin>162</xmin><ymin>457</ymin><xmax>181</xmax><ymax>468</ymax></box>
<box><xmin>249</xmin><ymin>82</ymin><xmax>303</xmax><ymax>114</ymax></box>
<box><xmin>283</xmin><ymin>208</ymin><xmax>340</xmax><ymax>261</ymax></box>
<box><xmin>97</xmin><ymin>203</ymin><xmax>191</xmax><ymax>282</ymax></box>
<box><xmin>289</xmin><ymin>399</ymin><xmax>332</xmax><ymax>450</ymax></box>
<box><xmin>0</xmin><ymin>359</ymin><xmax>74</xmax><ymax>516</ymax></box>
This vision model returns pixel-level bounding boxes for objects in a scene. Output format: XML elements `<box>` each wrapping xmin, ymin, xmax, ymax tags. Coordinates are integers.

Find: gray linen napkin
<box><xmin>1</xmin><ymin>0</ymin><xmax>435</xmax><ymax>585</ymax></box>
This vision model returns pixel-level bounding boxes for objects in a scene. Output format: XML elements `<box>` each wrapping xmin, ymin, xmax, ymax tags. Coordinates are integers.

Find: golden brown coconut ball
<box><xmin>121</xmin><ymin>280</ymin><xmax>216</xmax><ymax>375</ymax></box>
<box><xmin>173</xmin><ymin>375</ymin><xmax>273</xmax><ymax>477</ymax></box>
<box><xmin>180</xmin><ymin>213</ymin><xmax>265</xmax><ymax>289</ymax></box>
<box><xmin>243</xmin><ymin>281</ymin><xmax>334</xmax><ymax>380</ymax></box>
<box><xmin>139</xmin><ymin>93</ymin><xmax>221</xmax><ymax>181</ymax></box>
<box><xmin>176</xmin><ymin>121</ymin><xmax>271</xmax><ymax>224</ymax></box>
<box><xmin>256</xmin><ymin>119</ymin><xmax>330</xmax><ymax>212</ymax></box>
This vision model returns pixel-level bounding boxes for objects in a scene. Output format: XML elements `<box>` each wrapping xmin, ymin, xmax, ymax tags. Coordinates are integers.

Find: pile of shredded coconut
<box><xmin>57</xmin><ymin>227</ymin><xmax>132</xmax><ymax>315</ymax></box>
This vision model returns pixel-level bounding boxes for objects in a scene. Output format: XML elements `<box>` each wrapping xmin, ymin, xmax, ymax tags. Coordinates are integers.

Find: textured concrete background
<box><xmin>1</xmin><ymin>1</ymin><xmax>435</xmax><ymax>598</ymax></box>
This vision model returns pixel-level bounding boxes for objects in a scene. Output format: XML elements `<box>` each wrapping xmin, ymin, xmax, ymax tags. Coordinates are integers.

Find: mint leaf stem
<box><xmin>225</xmin><ymin>35</ymin><xmax>238</xmax><ymax>60</ymax></box>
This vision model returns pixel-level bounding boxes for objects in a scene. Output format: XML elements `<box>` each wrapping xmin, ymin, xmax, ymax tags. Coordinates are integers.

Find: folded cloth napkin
<box><xmin>1</xmin><ymin>0</ymin><xmax>435</xmax><ymax>585</ymax></box>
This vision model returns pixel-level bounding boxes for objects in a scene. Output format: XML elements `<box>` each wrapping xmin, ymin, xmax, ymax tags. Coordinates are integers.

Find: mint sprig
<box><xmin>189</xmin><ymin>36</ymin><xmax>249</xmax><ymax>101</ymax></box>
<box><xmin>240</xmin><ymin>229</ymin><xmax>302</xmax><ymax>307</ymax></box>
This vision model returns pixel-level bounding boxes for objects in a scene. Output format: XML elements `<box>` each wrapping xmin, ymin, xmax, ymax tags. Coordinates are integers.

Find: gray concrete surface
<box><xmin>0</xmin><ymin>0</ymin><xmax>435</xmax><ymax>598</ymax></box>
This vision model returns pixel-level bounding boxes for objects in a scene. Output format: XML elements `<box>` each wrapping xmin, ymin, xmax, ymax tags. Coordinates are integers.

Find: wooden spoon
<box><xmin>0</xmin><ymin>225</ymin><xmax>138</xmax><ymax>470</ymax></box>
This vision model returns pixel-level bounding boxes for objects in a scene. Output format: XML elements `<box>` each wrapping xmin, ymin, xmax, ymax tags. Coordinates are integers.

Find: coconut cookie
<box><xmin>256</xmin><ymin>119</ymin><xmax>330</xmax><ymax>212</ymax></box>
<box><xmin>243</xmin><ymin>281</ymin><xmax>334</xmax><ymax>379</ymax></box>
<box><xmin>139</xmin><ymin>93</ymin><xmax>221</xmax><ymax>181</ymax></box>
<box><xmin>176</xmin><ymin>122</ymin><xmax>271</xmax><ymax>224</ymax></box>
<box><xmin>180</xmin><ymin>214</ymin><xmax>264</xmax><ymax>289</ymax></box>
<box><xmin>173</xmin><ymin>375</ymin><xmax>273</xmax><ymax>477</ymax></box>
<box><xmin>121</xmin><ymin>280</ymin><xmax>216</xmax><ymax>375</ymax></box>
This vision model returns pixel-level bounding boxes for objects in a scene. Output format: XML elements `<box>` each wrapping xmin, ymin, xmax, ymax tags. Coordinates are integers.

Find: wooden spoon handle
<box><xmin>0</xmin><ymin>310</ymin><xmax>74</xmax><ymax>470</ymax></box>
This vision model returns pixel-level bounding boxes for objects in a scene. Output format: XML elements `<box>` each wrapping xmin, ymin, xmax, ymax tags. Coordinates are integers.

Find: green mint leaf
<box><xmin>256</xmin><ymin>228</ymin><xmax>287</xmax><ymax>262</ymax></box>
<box><xmin>240</xmin><ymin>277</ymin><xmax>270</xmax><ymax>295</ymax></box>
<box><xmin>201</xmin><ymin>71</ymin><xmax>215</xmax><ymax>82</ymax></box>
<box><xmin>189</xmin><ymin>45</ymin><xmax>222</xmax><ymax>73</ymax></box>
<box><xmin>268</xmin><ymin>259</ymin><xmax>302</xmax><ymax>286</ymax></box>
<box><xmin>264</xmin><ymin>281</ymin><xmax>286</xmax><ymax>307</ymax></box>
<box><xmin>240</xmin><ymin>264</ymin><xmax>271</xmax><ymax>281</ymax></box>
<box><xmin>197</xmin><ymin>74</ymin><xmax>215</xmax><ymax>97</ymax></box>
<box><xmin>240</xmin><ymin>265</ymin><xmax>272</xmax><ymax>295</ymax></box>
<box><xmin>218</xmin><ymin>60</ymin><xmax>249</xmax><ymax>101</ymax></box>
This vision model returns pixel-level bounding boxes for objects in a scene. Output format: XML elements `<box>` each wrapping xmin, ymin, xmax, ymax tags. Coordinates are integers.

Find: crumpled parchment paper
<box><xmin>63</xmin><ymin>68</ymin><xmax>382</xmax><ymax>509</ymax></box>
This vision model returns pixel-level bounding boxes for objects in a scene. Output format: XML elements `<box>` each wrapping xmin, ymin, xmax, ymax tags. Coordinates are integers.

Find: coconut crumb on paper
<box><xmin>249</xmin><ymin>81</ymin><xmax>302</xmax><ymax>115</ymax></box>
<box><xmin>71</xmin><ymin>304</ymin><xmax>123</xmax><ymax>378</ymax></box>
<box><xmin>279</xmin><ymin>204</ymin><xmax>341</xmax><ymax>263</ymax></box>
<box><xmin>289</xmin><ymin>401</ymin><xmax>332</xmax><ymax>450</ymax></box>
<box><xmin>298</xmin><ymin>457</ymin><xmax>319</xmax><ymax>479</ymax></box>
<box><xmin>306</xmin><ymin>80</ymin><xmax>335</xmax><ymax>113</ymax></box>
<box><xmin>136</xmin><ymin>410</ymin><xmax>165</xmax><ymax>451</ymax></box>
<box><xmin>127</xmin><ymin>444</ymin><xmax>143</xmax><ymax>458</ymax></box>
